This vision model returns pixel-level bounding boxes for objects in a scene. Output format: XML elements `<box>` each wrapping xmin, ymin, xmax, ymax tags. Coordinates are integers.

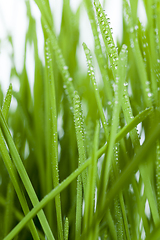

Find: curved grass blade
<box><xmin>2</xmin><ymin>83</ymin><xmax>12</xmax><ymax>119</ymax></box>
<box><xmin>0</xmin><ymin>109</ymin><xmax>55</xmax><ymax>240</ymax></box>
<box><xmin>0</xmin><ymin>85</ymin><xmax>40</xmax><ymax>239</ymax></box>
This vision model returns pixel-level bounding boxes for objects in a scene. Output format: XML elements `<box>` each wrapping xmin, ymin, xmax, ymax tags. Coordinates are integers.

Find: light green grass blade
<box><xmin>83</xmin><ymin>121</ymin><xmax>100</xmax><ymax>239</ymax></box>
<box><xmin>45</xmin><ymin>38</ymin><xmax>64</xmax><ymax>240</ymax></box>
<box><xmin>94</xmin><ymin>0</ymin><xmax>118</xmax><ymax>80</ymax></box>
<box><xmin>84</xmin><ymin>0</ymin><xmax>113</xmax><ymax>102</ymax></box>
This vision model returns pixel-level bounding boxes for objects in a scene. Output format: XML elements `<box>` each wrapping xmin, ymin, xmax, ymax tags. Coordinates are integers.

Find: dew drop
<box><xmin>63</xmin><ymin>66</ymin><xmax>68</xmax><ymax>70</ymax></box>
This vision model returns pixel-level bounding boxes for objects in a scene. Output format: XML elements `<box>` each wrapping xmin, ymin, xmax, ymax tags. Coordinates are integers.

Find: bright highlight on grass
<box><xmin>0</xmin><ymin>0</ymin><xmax>160</xmax><ymax>239</ymax></box>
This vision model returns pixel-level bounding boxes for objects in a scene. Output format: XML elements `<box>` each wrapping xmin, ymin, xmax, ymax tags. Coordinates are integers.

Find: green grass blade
<box><xmin>64</xmin><ymin>217</ymin><xmax>69</xmax><ymax>240</ymax></box>
<box><xmin>83</xmin><ymin>42</ymin><xmax>109</xmax><ymax>139</ymax></box>
<box><xmin>45</xmin><ymin>38</ymin><xmax>64</xmax><ymax>240</ymax></box>
<box><xmin>0</xmin><ymin>86</ymin><xmax>40</xmax><ymax>239</ymax></box>
<box><xmin>2</xmin><ymin>152</ymin><xmax>92</xmax><ymax>240</ymax></box>
<box><xmin>94</xmin><ymin>0</ymin><xmax>118</xmax><ymax>80</ymax></box>
<box><xmin>84</xmin><ymin>0</ymin><xmax>113</xmax><ymax>102</ymax></box>
<box><xmin>83</xmin><ymin>121</ymin><xmax>100</xmax><ymax>239</ymax></box>
<box><xmin>0</xmin><ymin>109</ymin><xmax>55</xmax><ymax>240</ymax></box>
<box><xmin>74</xmin><ymin>91</ymin><xmax>87</xmax><ymax>192</ymax></box>
<box><xmin>99</xmin><ymin>45</ymin><xmax>127</xmax><ymax>206</ymax></box>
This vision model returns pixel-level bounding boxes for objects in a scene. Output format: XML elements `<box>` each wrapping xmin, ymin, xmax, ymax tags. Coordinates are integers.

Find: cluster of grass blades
<box><xmin>1</xmin><ymin>0</ymin><xmax>160</xmax><ymax>239</ymax></box>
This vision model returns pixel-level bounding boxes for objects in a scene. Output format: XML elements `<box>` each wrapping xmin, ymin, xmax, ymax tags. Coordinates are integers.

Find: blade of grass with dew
<box><xmin>64</xmin><ymin>217</ymin><xmax>69</xmax><ymax>240</ymax></box>
<box><xmin>0</xmin><ymin>85</ymin><xmax>40</xmax><ymax>239</ymax></box>
<box><xmin>75</xmin><ymin>173</ymin><xmax>82</xmax><ymax>240</ymax></box>
<box><xmin>74</xmin><ymin>91</ymin><xmax>87</xmax><ymax>192</ymax></box>
<box><xmin>84</xmin><ymin>0</ymin><xmax>113</xmax><ymax>103</ymax></box>
<box><xmin>83</xmin><ymin>121</ymin><xmax>100</xmax><ymax>240</ymax></box>
<box><xmin>42</xmin><ymin>18</ymin><xmax>75</xmax><ymax>108</ymax></box>
<box><xmin>98</xmin><ymin>44</ymin><xmax>127</xmax><ymax>207</ymax></box>
<box><xmin>156</xmin><ymin>140</ymin><xmax>160</xmax><ymax>215</ymax></box>
<box><xmin>0</xmin><ymin>109</ymin><xmax>55</xmax><ymax>239</ymax></box>
<box><xmin>83</xmin><ymin>42</ymin><xmax>109</xmax><ymax>139</ymax></box>
<box><xmin>44</xmin><ymin>38</ymin><xmax>54</xmax><ymax>230</ymax></box>
<box><xmin>73</xmin><ymin>91</ymin><xmax>87</xmax><ymax>239</ymax></box>
<box><xmin>45</xmin><ymin>38</ymin><xmax>64</xmax><ymax>240</ymax></box>
<box><xmin>94</xmin><ymin>0</ymin><xmax>118</xmax><ymax>81</ymax></box>
<box><xmin>122</xmin><ymin>84</ymin><xmax>160</xmax><ymax>225</ymax></box>
<box><xmin>111</xmin><ymin>145</ymin><xmax>124</xmax><ymax>240</ymax></box>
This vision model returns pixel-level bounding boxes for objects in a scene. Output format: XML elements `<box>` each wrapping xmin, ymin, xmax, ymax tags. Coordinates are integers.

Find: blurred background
<box><xmin>0</xmin><ymin>0</ymin><xmax>146</xmax><ymax>97</ymax></box>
